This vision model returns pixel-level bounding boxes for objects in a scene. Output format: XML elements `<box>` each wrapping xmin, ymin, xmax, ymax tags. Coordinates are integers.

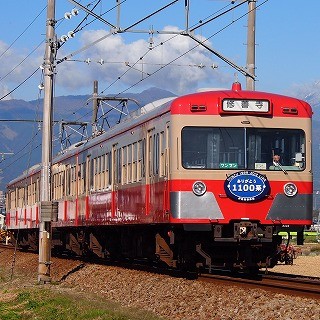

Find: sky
<box><xmin>0</xmin><ymin>0</ymin><xmax>319</xmax><ymax>102</ymax></box>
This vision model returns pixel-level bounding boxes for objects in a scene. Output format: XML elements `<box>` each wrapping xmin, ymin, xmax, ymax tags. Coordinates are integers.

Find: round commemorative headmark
<box><xmin>224</xmin><ymin>171</ymin><xmax>270</xmax><ymax>202</ymax></box>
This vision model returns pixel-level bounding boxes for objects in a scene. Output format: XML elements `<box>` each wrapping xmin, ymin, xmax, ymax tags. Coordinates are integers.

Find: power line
<box><xmin>0</xmin><ymin>6</ymin><xmax>46</xmax><ymax>61</ymax></box>
<box><xmin>0</xmin><ymin>0</ymin><xmax>263</xmax><ymax>174</ymax></box>
<box><xmin>0</xmin><ymin>42</ymin><xmax>44</xmax><ymax>83</ymax></box>
<box><xmin>0</xmin><ymin>67</ymin><xmax>40</xmax><ymax>101</ymax></box>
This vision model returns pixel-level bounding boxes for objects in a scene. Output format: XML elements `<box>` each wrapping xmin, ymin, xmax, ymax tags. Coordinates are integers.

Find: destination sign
<box><xmin>222</xmin><ymin>99</ymin><xmax>270</xmax><ymax>113</ymax></box>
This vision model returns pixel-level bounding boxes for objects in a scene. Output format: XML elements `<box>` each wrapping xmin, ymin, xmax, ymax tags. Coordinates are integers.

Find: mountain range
<box><xmin>0</xmin><ymin>87</ymin><xmax>319</xmax><ymax>193</ymax></box>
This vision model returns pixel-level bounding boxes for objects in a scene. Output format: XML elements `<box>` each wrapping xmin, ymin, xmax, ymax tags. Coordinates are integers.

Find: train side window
<box><xmin>127</xmin><ymin>144</ymin><xmax>132</xmax><ymax>183</ymax></box>
<box><xmin>142</xmin><ymin>139</ymin><xmax>146</xmax><ymax>178</ymax></box>
<box><xmin>137</xmin><ymin>140</ymin><xmax>142</xmax><ymax>181</ymax></box>
<box><xmin>78</xmin><ymin>163</ymin><xmax>85</xmax><ymax>194</ymax></box>
<box><xmin>33</xmin><ymin>181</ymin><xmax>36</xmax><ymax>204</ymax></box>
<box><xmin>103</xmin><ymin>153</ymin><xmax>107</xmax><ymax>188</ymax></box>
<box><xmin>12</xmin><ymin>188</ymin><xmax>15</xmax><ymax>209</ymax></box>
<box><xmin>115</xmin><ymin>148</ymin><xmax>122</xmax><ymax>184</ymax></box>
<box><xmin>154</xmin><ymin>133</ymin><xmax>159</xmax><ymax>175</ymax></box>
<box><xmin>122</xmin><ymin>146</ymin><xmax>127</xmax><ymax>185</ymax></box>
<box><xmin>71</xmin><ymin>165</ymin><xmax>76</xmax><ymax>196</ymax></box>
<box><xmin>10</xmin><ymin>190</ymin><xmax>15</xmax><ymax>209</ymax></box>
<box><xmin>85</xmin><ymin>157</ymin><xmax>89</xmax><ymax>193</ymax></box>
<box><xmin>112</xmin><ymin>146</ymin><xmax>117</xmax><ymax>186</ymax></box>
<box><xmin>98</xmin><ymin>156</ymin><xmax>103</xmax><ymax>190</ymax></box>
<box><xmin>108</xmin><ymin>151</ymin><xmax>112</xmax><ymax>186</ymax></box>
<box><xmin>98</xmin><ymin>156</ymin><xmax>102</xmax><ymax>190</ymax></box>
<box><xmin>53</xmin><ymin>173</ymin><xmax>57</xmax><ymax>200</ymax></box>
<box><xmin>60</xmin><ymin>171</ymin><xmax>64</xmax><ymax>198</ymax></box>
<box><xmin>32</xmin><ymin>182</ymin><xmax>36</xmax><ymax>204</ymax></box>
<box><xmin>65</xmin><ymin>165</ymin><xmax>70</xmax><ymax>196</ymax></box>
<box><xmin>132</xmin><ymin>142</ymin><xmax>137</xmax><ymax>182</ymax></box>
<box><xmin>8</xmin><ymin>190</ymin><xmax>11</xmax><ymax>210</ymax></box>
<box><xmin>18</xmin><ymin>187</ymin><xmax>21</xmax><ymax>207</ymax></box>
<box><xmin>15</xmin><ymin>188</ymin><xmax>18</xmax><ymax>208</ymax></box>
<box><xmin>18</xmin><ymin>187</ymin><xmax>24</xmax><ymax>207</ymax></box>
<box><xmin>57</xmin><ymin>172</ymin><xmax>61</xmax><ymax>199</ymax></box>
<box><xmin>97</xmin><ymin>156</ymin><xmax>102</xmax><ymax>190</ymax></box>
<box><xmin>100</xmin><ymin>154</ymin><xmax>105</xmax><ymax>189</ymax></box>
<box><xmin>165</xmin><ymin>124</ymin><xmax>170</xmax><ymax>176</ymax></box>
<box><xmin>148</xmin><ymin>134</ymin><xmax>154</xmax><ymax>177</ymax></box>
<box><xmin>93</xmin><ymin>157</ymin><xmax>97</xmax><ymax>191</ymax></box>
<box><xmin>90</xmin><ymin>157</ymin><xmax>94</xmax><ymax>191</ymax></box>
<box><xmin>85</xmin><ymin>156</ymin><xmax>93</xmax><ymax>193</ymax></box>
<box><xmin>27</xmin><ymin>183</ymin><xmax>32</xmax><ymax>206</ymax></box>
<box><xmin>36</xmin><ymin>178</ymin><xmax>40</xmax><ymax>202</ymax></box>
<box><xmin>159</xmin><ymin>131</ymin><xmax>165</xmax><ymax>177</ymax></box>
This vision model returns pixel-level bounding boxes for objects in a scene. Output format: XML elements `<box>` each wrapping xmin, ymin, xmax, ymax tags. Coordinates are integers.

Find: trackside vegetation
<box><xmin>0</xmin><ymin>288</ymin><xmax>163</xmax><ymax>320</ymax></box>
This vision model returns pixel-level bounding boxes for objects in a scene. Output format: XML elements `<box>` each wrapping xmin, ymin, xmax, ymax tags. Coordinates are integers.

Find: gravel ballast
<box><xmin>0</xmin><ymin>248</ymin><xmax>319</xmax><ymax>320</ymax></box>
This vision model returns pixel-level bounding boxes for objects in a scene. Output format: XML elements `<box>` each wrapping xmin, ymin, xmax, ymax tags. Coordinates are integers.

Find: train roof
<box><xmin>170</xmin><ymin>82</ymin><xmax>313</xmax><ymax>117</ymax></box>
<box><xmin>7</xmin><ymin>82</ymin><xmax>312</xmax><ymax>186</ymax></box>
<box><xmin>54</xmin><ymin>96</ymin><xmax>176</xmax><ymax>161</ymax></box>
<box><xmin>7</xmin><ymin>96</ymin><xmax>177</xmax><ymax>186</ymax></box>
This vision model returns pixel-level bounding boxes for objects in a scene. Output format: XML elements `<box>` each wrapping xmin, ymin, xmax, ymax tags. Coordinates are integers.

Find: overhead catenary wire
<box><xmin>1</xmin><ymin>0</ymin><xmax>266</xmax><ymax>177</ymax></box>
<box><xmin>56</xmin><ymin>0</ymin><xmax>242</xmax><ymax>96</ymax></box>
<box><xmin>0</xmin><ymin>0</ymin><xmax>84</xmax><ymax>101</ymax></box>
<box><xmin>59</xmin><ymin>0</ymin><xmax>267</xmax><ymax>136</ymax></box>
<box><xmin>99</xmin><ymin>0</ymin><xmax>254</xmax><ymax>95</ymax></box>
<box><xmin>0</xmin><ymin>5</ymin><xmax>48</xmax><ymax>102</ymax></box>
<box><xmin>105</xmin><ymin>0</ymin><xmax>267</xmax><ymax>97</ymax></box>
<box><xmin>0</xmin><ymin>6</ymin><xmax>47</xmax><ymax>61</ymax></box>
<box><xmin>9</xmin><ymin>0</ymin><xmax>256</xmax><ymax>146</ymax></box>
<box><xmin>0</xmin><ymin>68</ymin><xmax>40</xmax><ymax>101</ymax></box>
<box><xmin>0</xmin><ymin>42</ymin><xmax>44</xmax><ymax>84</ymax></box>
<box><xmin>56</xmin><ymin>0</ymin><xmax>180</xmax><ymax>64</ymax></box>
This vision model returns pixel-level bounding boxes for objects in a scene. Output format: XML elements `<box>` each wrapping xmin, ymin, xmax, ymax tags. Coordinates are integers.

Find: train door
<box><xmin>146</xmin><ymin>128</ymin><xmax>162</xmax><ymax>215</ymax></box>
<box><xmin>146</xmin><ymin>128</ymin><xmax>155</xmax><ymax>216</ymax></box>
<box><xmin>162</xmin><ymin>123</ymin><xmax>170</xmax><ymax>215</ymax></box>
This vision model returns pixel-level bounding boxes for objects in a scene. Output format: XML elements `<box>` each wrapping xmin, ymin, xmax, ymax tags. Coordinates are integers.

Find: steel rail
<box><xmin>199</xmin><ymin>272</ymin><xmax>320</xmax><ymax>299</ymax></box>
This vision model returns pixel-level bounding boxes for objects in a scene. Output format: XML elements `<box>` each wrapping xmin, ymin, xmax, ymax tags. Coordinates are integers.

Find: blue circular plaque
<box><xmin>224</xmin><ymin>171</ymin><xmax>270</xmax><ymax>202</ymax></box>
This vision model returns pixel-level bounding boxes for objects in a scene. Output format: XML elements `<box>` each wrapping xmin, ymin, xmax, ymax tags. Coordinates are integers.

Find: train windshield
<box><xmin>182</xmin><ymin>127</ymin><xmax>305</xmax><ymax>171</ymax></box>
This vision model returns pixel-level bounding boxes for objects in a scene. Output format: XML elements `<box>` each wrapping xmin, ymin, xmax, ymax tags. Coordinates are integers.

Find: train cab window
<box><xmin>247</xmin><ymin>128</ymin><xmax>305</xmax><ymax>171</ymax></box>
<box><xmin>182</xmin><ymin>127</ymin><xmax>245</xmax><ymax>169</ymax></box>
<box><xmin>182</xmin><ymin>127</ymin><xmax>305</xmax><ymax>171</ymax></box>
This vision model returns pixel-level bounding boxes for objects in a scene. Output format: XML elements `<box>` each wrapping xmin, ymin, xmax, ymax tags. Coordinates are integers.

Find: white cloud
<box><xmin>0</xmin><ymin>40</ymin><xmax>43</xmax><ymax>100</ymax></box>
<box><xmin>55</xmin><ymin>26</ymin><xmax>233</xmax><ymax>95</ymax></box>
<box><xmin>0</xmin><ymin>26</ymin><xmax>236</xmax><ymax>100</ymax></box>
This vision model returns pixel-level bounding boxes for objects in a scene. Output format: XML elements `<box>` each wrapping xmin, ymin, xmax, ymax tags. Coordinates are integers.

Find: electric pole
<box><xmin>38</xmin><ymin>0</ymin><xmax>57</xmax><ymax>284</ymax></box>
<box><xmin>246</xmin><ymin>0</ymin><xmax>256</xmax><ymax>91</ymax></box>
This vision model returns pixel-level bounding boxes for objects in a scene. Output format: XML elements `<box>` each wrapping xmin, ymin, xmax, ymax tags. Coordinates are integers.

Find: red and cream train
<box><xmin>6</xmin><ymin>82</ymin><xmax>313</xmax><ymax>272</ymax></box>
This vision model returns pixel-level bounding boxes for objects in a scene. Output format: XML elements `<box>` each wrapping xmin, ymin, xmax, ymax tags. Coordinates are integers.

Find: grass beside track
<box><xmin>279</xmin><ymin>232</ymin><xmax>320</xmax><ymax>244</ymax></box>
<box><xmin>0</xmin><ymin>287</ymin><xmax>163</xmax><ymax>320</ymax></box>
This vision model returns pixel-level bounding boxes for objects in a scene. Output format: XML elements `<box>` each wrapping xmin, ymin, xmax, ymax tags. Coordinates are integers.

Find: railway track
<box><xmin>1</xmin><ymin>243</ymin><xmax>320</xmax><ymax>299</ymax></box>
<box><xmin>199</xmin><ymin>271</ymin><xmax>320</xmax><ymax>299</ymax></box>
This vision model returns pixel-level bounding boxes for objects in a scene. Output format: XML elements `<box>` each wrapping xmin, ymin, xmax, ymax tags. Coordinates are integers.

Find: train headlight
<box><xmin>192</xmin><ymin>181</ymin><xmax>207</xmax><ymax>196</ymax></box>
<box><xmin>283</xmin><ymin>183</ymin><xmax>298</xmax><ymax>197</ymax></box>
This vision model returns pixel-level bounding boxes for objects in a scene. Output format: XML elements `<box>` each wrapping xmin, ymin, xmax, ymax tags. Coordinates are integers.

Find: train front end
<box><xmin>167</xmin><ymin>82</ymin><xmax>313</xmax><ymax>272</ymax></box>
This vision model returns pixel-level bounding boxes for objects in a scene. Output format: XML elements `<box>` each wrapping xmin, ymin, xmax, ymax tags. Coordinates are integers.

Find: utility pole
<box><xmin>246</xmin><ymin>0</ymin><xmax>256</xmax><ymax>91</ymax></box>
<box><xmin>38</xmin><ymin>0</ymin><xmax>57</xmax><ymax>284</ymax></box>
